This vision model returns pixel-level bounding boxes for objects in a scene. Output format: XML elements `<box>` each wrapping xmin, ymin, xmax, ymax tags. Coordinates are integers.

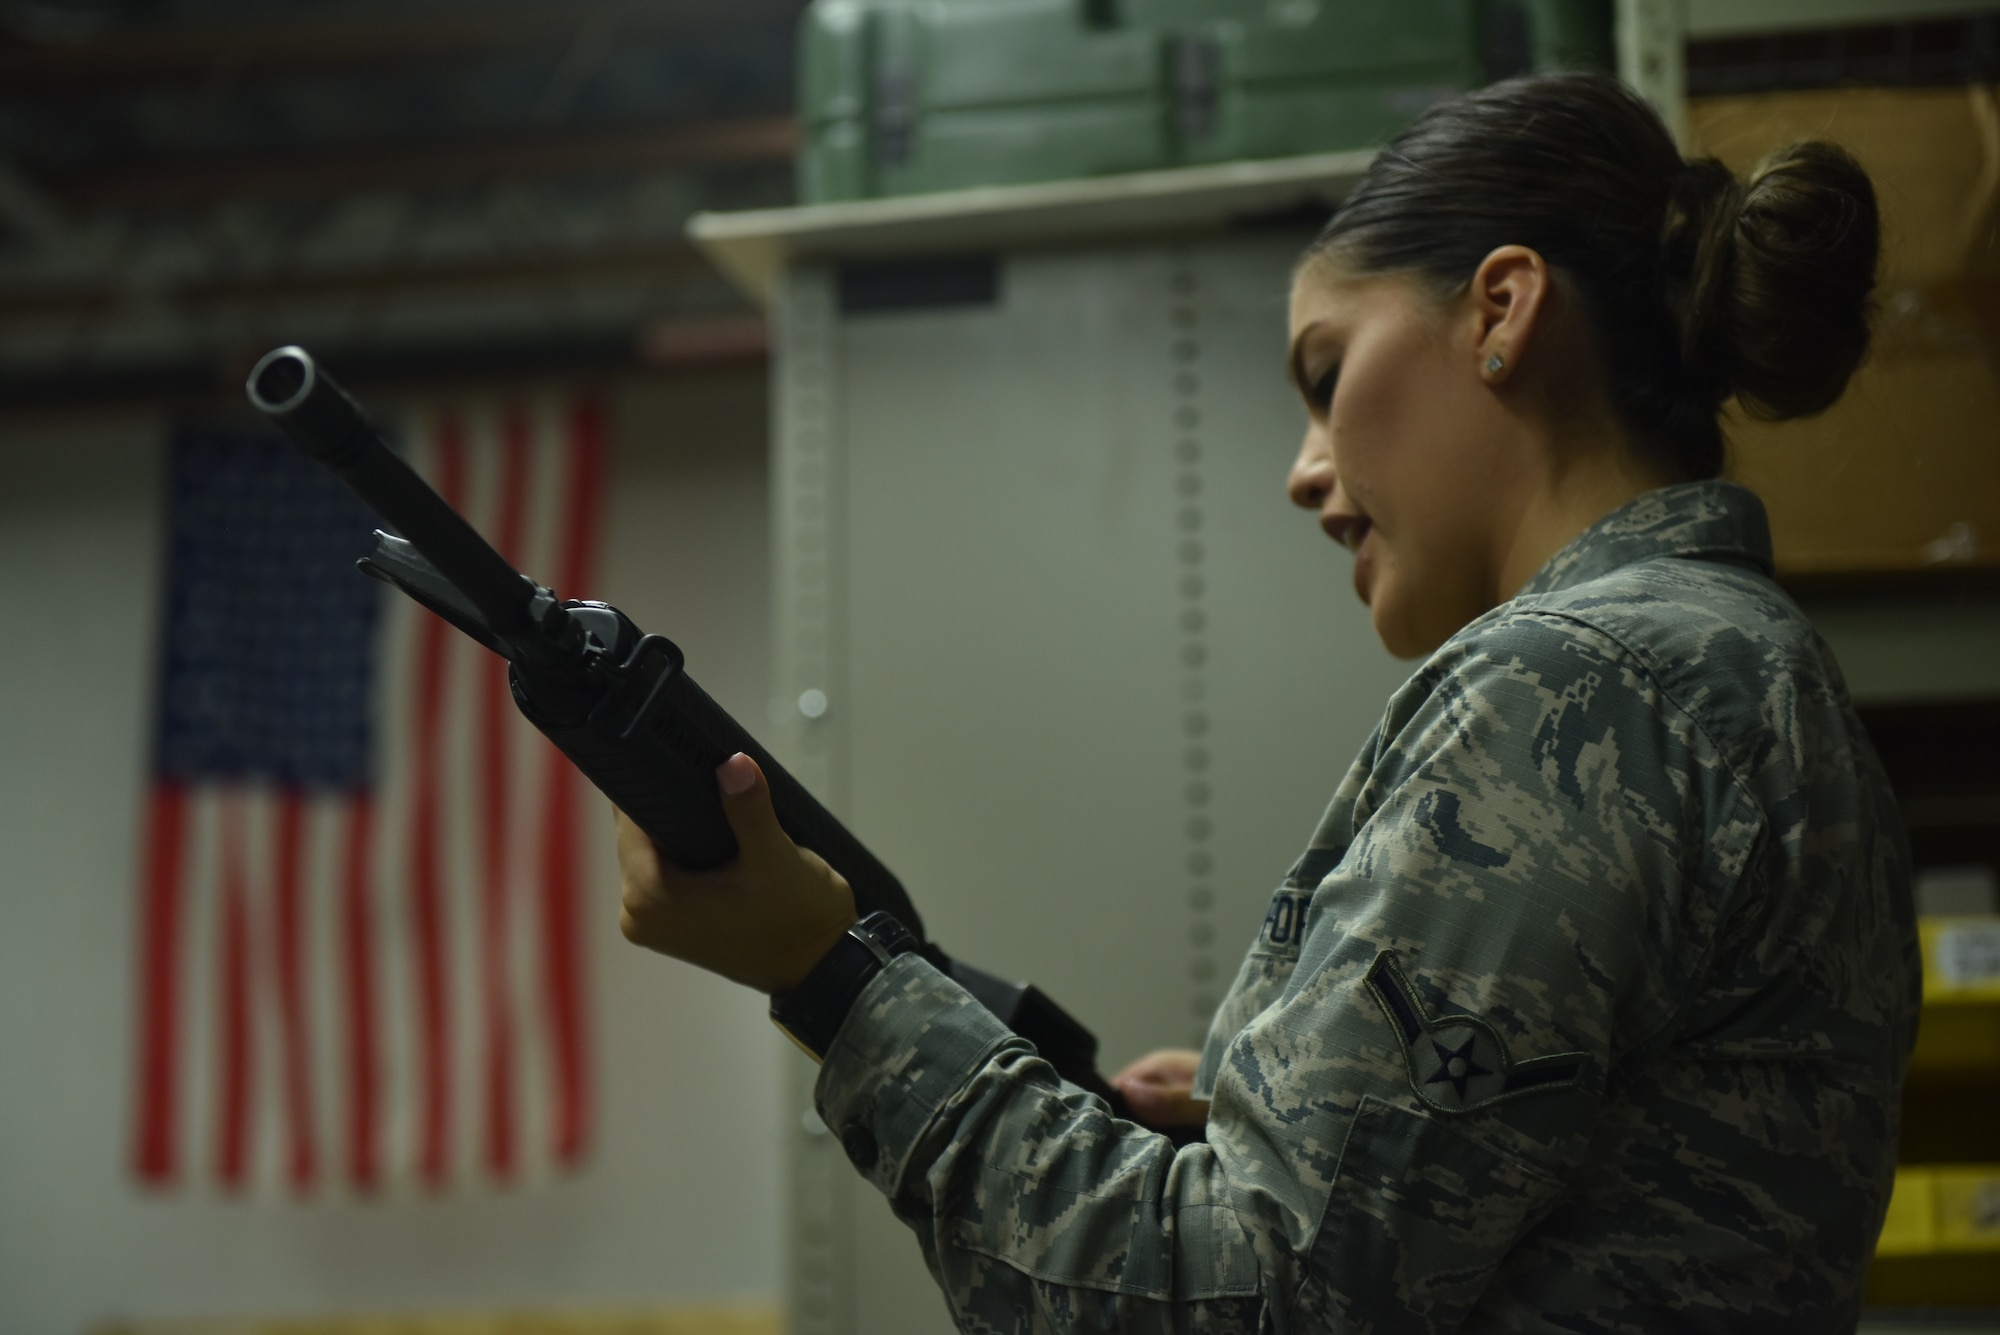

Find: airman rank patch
<box><xmin>1364</xmin><ymin>951</ymin><xmax>1590</xmax><ymax>1115</ymax></box>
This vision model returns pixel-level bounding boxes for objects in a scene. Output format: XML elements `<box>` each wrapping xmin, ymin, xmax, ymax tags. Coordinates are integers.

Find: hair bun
<box><xmin>1666</xmin><ymin>141</ymin><xmax>1880</xmax><ymax>422</ymax></box>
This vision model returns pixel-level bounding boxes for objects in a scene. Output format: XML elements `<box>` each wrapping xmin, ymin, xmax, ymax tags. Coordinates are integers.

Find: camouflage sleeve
<box><xmin>815</xmin><ymin>609</ymin><xmax>1760</xmax><ymax>1332</ymax></box>
<box><xmin>817</xmin><ymin>957</ymin><xmax>1266</xmax><ymax>1332</ymax></box>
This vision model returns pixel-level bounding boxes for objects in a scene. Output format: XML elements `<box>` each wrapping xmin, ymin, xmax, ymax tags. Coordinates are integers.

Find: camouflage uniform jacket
<box><xmin>815</xmin><ymin>481</ymin><xmax>1920</xmax><ymax>1333</ymax></box>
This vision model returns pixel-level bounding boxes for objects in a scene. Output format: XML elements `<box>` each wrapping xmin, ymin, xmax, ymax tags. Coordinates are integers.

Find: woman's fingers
<box><xmin>614</xmin><ymin>807</ymin><xmax>663</xmax><ymax>945</ymax></box>
<box><xmin>1112</xmin><ymin>1048</ymin><xmax>1210</xmax><ymax>1130</ymax></box>
<box><xmin>714</xmin><ymin>752</ymin><xmax>783</xmax><ymax>857</ymax></box>
<box><xmin>1111</xmin><ymin>1048</ymin><xmax>1202</xmax><ymax>1089</ymax></box>
<box><xmin>1120</xmin><ymin>1080</ymin><xmax>1211</xmax><ymax>1129</ymax></box>
<box><xmin>612</xmin><ymin>757</ymin><xmax>857</xmax><ymax>993</ymax></box>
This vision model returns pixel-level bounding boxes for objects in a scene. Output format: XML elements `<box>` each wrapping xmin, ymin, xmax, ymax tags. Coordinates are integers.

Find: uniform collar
<box><xmin>1516</xmin><ymin>480</ymin><xmax>1775</xmax><ymax>599</ymax></box>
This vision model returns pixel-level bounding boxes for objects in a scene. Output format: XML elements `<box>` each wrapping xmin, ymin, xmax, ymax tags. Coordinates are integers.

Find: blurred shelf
<box><xmin>688</xmin><ymin>149</ymin><xmax>1374</xmax><ymax>305</ymax></box>
<box><xmin>1871</xmin><ymin>1167</ymin><xmax>2000</xmax><ymax>1310</ymax></box>
<box><xmin>1869</xmin><ymin>1250</ymin><xmax>2000</xmax><ymax>1308</ymax></box>
<box><xmin>1860</xmin><ymin>1305</ymin><xmax>2000</xmax><ymax>1333</ymax></box>
<box><xmin>1885</xmin><ymin>919</ymin><xmax>2000</xmax><ymax>1306</ymax></box>
<box><xmin>1879</xmin><ymin>1165</ymin><xmax>2000</xmax><ymax>1257</ymax></box>
<box><xmin>1912</xmin><ymin>916</ymin><xmax>2000</xmax><ymax>1072</ymax></box>
<box><xmin>1922</xmin><ymin>916</ymin><xmax>2000</xmax><ymax>1005</ymax></box>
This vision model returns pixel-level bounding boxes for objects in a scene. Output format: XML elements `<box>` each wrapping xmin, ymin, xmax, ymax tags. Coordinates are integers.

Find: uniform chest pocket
<box><xmin>1291</xmin><ymin>1094</ymin><xmax>1575</xmax><ymax>1333</ymax></box>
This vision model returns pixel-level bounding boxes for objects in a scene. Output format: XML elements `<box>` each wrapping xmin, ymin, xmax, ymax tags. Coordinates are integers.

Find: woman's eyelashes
<box><xmin>1306</xmin><ymin>364</ymin><xmax>1340</xmax><ymax>412</ymax></box>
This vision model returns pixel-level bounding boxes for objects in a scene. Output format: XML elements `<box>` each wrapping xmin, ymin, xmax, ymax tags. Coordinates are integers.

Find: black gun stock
<box><xmin>247</xmin><ymin>346</ymin><xmax>1128</xmax><ymax>1115</ymax></box>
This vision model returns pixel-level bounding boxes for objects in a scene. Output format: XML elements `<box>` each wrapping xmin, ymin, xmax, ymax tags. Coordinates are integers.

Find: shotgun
<box><xmin>246</xmin><ymin>345</ymin><xmax>1126</xmax><ymax>1113</ymax></box>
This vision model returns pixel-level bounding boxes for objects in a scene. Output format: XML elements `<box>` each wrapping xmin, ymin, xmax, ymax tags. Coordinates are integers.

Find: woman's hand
<box><xmin>1111</xmin><ymin>1048</ymin><xmax>1210</xmax><ymax>1130</ymax></box>
<box><xmin>616</xmin><ymin>752</ymin><xmax>858</xmax><ymax>995</ymax></box>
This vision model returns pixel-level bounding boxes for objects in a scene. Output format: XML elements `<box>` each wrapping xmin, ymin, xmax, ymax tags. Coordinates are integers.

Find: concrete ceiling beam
<box><xmin>0</xmin><ymin>158</ymin><xmax>67</xmax><ymax>247</ymax></box>
<box><xmin>58</xmin><ymin>118</ymin><xmax>797</xmax><ymax>208</ymax></box>
<box><xmin>0</xmin><ymin>0</ymin><xmax>799</xmax><ymax>85</ymax></box>
<box><xmin>0</xmin><ymin>240</ymin><xmax>713</xmax><ymax>320</ymax></box>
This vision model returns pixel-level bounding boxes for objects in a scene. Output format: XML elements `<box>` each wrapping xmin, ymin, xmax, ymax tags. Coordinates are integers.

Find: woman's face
<box><xmin>1285</xmin><ymin>258</ymin><xmax>1524</xmax><ymax>659</ymax></box>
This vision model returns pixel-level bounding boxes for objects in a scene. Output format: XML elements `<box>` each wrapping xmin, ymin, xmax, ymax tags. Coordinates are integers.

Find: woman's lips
<box><xmin>1322</xmin><ymin>511</ymin><xmax>1375</xmax><ymax>604</ymax></box>
<box><xmin>1322</xmin><ymin>512</ymin><xmax>1370</xmax><ymax>552</ymax></box>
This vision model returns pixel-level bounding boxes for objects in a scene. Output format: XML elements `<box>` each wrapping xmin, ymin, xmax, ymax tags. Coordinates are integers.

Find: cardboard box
<box><xmin>1688</xmin><ymin>86</ymin><xmax>2000</xmax><ymax>582</ymax></box>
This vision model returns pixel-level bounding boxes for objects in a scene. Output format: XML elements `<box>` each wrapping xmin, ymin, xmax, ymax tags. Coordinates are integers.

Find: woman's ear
<box><xmin>1467</xmin><ymin>245</ymin><xmax>1551</xmax><ymax>384</ymax></box>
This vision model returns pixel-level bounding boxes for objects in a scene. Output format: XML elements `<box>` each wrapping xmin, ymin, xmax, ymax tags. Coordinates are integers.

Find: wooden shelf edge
<box><xmin>687</xmin><ymin>150</ymin><xmax>1376</xmax><ymax>305</ymax></box>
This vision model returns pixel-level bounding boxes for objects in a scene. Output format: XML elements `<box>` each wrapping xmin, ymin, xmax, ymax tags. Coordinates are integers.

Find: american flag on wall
<box><xmin>131</xmin><ymin>396</ymin><xmax>607</xmax><ymax>1194</ymax></box>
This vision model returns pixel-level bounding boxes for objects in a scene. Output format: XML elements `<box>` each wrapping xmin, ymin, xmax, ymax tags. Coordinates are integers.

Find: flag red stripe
<box><xmin>133</xmin><ymin>782</ymin><xmax>190</xmax><ymax>1186</ymax></box>
<box><xmin>272</xmin><ymin>787</ymin><xmax>318</xmax><ymax>1192</ymax></box>
<box><xmin>543</xmin><ymin>396</ymin><xmax>607</xmax><ymax>1164</ymax></box>
<box><xmin>555</xmin><ymin>398</ymin><xmax>609</xmax><ymax>600</ymax></box>
<box><xmin>341</xmin><ymin>791</ymin><xmax>381</xmax><ymax>1190</ymax></box>
<box><xmin>215</xmin><ymin>792</ymin><xmax>253</xmax><ymax>1190</ymax></box>
<box><xmin>541</xmin><ymin>762</ymin><xmax>587</xmax><ymax>1165</ymax></box>
<box><xmin>479</xmin><ymin>406</ymin><xmax>532</xmax><ymax>1181</ymax></box>
<box><xmin>410</xmin><ymin>419</ymin><xmax>466</xmax><ymax>1189</ymax></box>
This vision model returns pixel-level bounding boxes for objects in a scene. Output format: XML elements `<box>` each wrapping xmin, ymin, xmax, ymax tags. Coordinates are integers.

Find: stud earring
<box><xmin>1485</xmin><ymin>354</ymin><xmax>1505</xmax><ymax>374</ymax></box>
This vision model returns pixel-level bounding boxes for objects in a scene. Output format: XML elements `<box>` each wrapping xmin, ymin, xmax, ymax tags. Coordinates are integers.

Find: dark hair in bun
<box><xmin>1308</xmin><ymin>72</ymin><xmax>1880</xmax><ymax>480</ymax></box>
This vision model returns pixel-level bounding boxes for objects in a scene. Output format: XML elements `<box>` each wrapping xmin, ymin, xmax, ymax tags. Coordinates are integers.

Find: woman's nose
<box><xmin>1287</xmin><ymin>430</ymin><xmax>1335</xmax><ymax>511</ymax></box>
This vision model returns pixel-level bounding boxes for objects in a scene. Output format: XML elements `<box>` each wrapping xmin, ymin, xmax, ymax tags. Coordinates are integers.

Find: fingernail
<box><xmin>717</xmin><ymin>752</ymin><xmax>756</xmax><ymax>796</ymax></box>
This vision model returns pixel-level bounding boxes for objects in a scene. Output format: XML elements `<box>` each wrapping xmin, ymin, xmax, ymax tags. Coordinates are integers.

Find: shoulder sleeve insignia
<box><xmin>1363</xmin><ymin>951</ymin><xmax>1592</xmax><ymax>1115</ymax></box>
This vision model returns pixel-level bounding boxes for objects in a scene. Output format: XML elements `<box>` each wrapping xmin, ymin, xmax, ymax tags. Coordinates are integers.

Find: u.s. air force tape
<box><xmin>1363</xmin><ymin>951</ymin><xmax>1591</xmax><ymax>1115</ymax></box>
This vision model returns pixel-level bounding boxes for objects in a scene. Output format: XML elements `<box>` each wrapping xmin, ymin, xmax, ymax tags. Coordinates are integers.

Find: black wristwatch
<box><xmin>770</xmin><ymin>911</ymin><xmax>920</xmax><ymax>1062</ymax></box>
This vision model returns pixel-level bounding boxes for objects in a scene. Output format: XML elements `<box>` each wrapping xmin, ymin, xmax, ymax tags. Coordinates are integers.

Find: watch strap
<box><xmin>770</xmin><ymin>911</ymin><xmax>918</xmax><ymax>1061</ymax></box>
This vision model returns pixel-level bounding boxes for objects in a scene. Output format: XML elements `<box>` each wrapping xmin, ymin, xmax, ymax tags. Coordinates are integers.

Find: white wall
<box><xmin>0</xmin><ymin>368</ymin><xmax>785</xmax><ymax>1335</ymax></box>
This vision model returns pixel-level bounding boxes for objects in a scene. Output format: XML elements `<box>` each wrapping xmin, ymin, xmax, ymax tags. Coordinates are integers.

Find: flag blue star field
<box><xmin>154</xmin><ymin>431</ymin><xmax>382</xmax><ymax>789</ymax></box>
<box><xmin>132</xmin><ymin>399</ymin><xmax>607</xmax><ymax>1195</ymax></box>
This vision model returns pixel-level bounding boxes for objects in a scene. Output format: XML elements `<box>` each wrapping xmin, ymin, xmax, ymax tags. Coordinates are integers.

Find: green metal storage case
<box><xmin>800</xmin><ymin>0</ymin><xmax>1615</xmax><ymax>203</ymax></box>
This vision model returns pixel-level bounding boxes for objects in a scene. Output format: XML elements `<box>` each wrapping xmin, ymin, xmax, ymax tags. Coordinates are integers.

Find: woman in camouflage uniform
<box><xmin>618</xmin><ymin>72</ymin><xmax>1919</xmax><ymax>1333</ymax></box>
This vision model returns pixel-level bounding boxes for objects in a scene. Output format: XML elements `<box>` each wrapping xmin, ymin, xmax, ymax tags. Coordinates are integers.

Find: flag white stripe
<box><xmin>371</xmin><ymin>456</ymin><xmax>421</xmax><ymax>1191</ymax></box>
<box><xmin>303</xmin><ymin>787</ymin><xmax>346</xmax><ymax>1196</ymax></box>
<box><xmin>240</xmin><ymin>781</ymin><xmax>279</xmax><ymax>1195</ymax></box>
<box><xmin>513</xmin><ymin>393</ymin><xmax>575</xmax><ymax>1185</ymax></box>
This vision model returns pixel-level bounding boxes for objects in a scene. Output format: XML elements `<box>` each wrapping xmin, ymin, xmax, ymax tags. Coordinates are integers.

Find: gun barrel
<box><xmin>248</xmin><ymin>346</ymin><xmax>542</xmax><ymax>643</ymax></box>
